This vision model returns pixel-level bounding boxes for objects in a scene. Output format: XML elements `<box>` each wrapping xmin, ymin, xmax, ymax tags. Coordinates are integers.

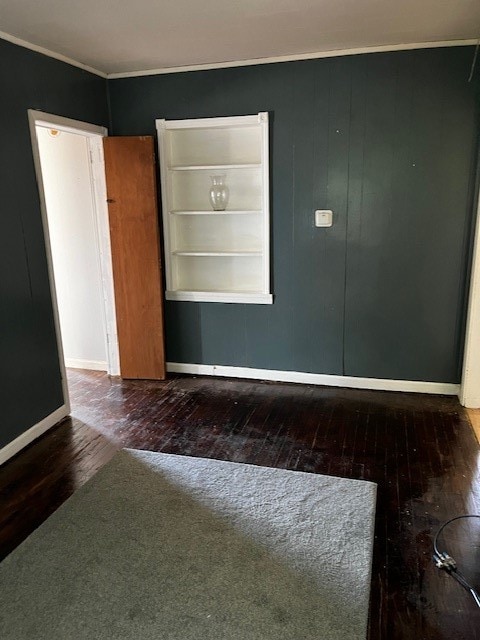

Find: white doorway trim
<box><xmin>460</xmin><ymin>186</ymin><xmax>480</xmax><ymax>407</ymax></box>
<box><xmin>28</xmin><ymin>110</ymin><xmax>120</xmax><ymax>413</ymax></box>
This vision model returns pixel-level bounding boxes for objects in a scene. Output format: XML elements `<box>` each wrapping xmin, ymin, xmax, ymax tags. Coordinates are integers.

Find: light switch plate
<box><xmin>315</xmin><ymin>210</ymin><xmax>333</xmax><ymax>227</ymax></box>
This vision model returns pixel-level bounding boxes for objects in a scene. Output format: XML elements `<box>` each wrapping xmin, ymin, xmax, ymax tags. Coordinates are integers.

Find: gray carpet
<box><xmin>0</xmin><ymin>450</ymin><xmax>376</xmax><ymax>639</ymax></box>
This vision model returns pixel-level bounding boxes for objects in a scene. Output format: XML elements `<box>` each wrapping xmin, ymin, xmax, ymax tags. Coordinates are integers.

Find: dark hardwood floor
<box><xmin>1</xmin><ymin>369</ymin><xmax>479</xmax><ymax>639</ymax></box>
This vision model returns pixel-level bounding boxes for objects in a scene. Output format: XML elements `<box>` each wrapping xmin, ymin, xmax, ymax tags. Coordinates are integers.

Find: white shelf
<box><xmin>156</xmin><ymin>112</ymin><xmax>271</xmax><ymax>304</ymax></box>
<box><xmin>166</xmin><ymin>290</ymin><xmax>273</xmax><ymax>304</ymax></box>
<box><xmin>168</xmin><ymin>163</ymin><xmax>261</xmax><ymax>171</ymax></box>
<box><xmin>170</xmin><ymin>170</ymin><xmax>262</xmax><ymax>211</ymax></box>
<box><xmin>170</xmin><ymin>210</ymin><xmax>261</xmax><ymax>216</ymax></box>
<box><xmin>173</xmin><ymin>250</ymin><xmax>262</xmax><ymax>257</ymax></box>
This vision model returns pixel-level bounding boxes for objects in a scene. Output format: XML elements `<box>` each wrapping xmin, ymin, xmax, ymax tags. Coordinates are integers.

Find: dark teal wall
<box><xmin>1</xmin><ymin>43</ymin><xmax>479</xmax><ymax>455</ymax></box>
<box><xmin>109</xmin><ymin>47</ymin><xmax>480</xmax><ymax>383</ymax></box>
<box><xmin>0</xmin><ymin>39</ymin><xmax>109</xmax><ymax>448</ymax></box>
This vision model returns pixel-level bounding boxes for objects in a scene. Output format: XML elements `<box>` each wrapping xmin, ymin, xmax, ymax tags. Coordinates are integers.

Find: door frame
<box><xmin>460</xmin><ymin>185</ymin><xmax>480</xmax><ymax>407</ymax></box>
<box><xmin>28</xmin><ymin>109</ymin><xmax>120</xmax><ymax>410</ymax></box>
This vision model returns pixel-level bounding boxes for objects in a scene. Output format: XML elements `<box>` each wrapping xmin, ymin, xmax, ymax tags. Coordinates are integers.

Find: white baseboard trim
<box><xmin>167</xmin><ymin>362</ymin><xmax>460</xmax><ymax>396</ymax></box>
<box><xmin>65</xmin><ymin>358</ymin><xmax>108</xmax><ymax>371</ymax></box>
<box><xmin>460</xmin><ymin>396</ymin><xmax>480</xmax><ymax>409</ymax></box>
<box><xmin>0</xmin><ymin>405</ymin><xmax>69</xmax><ymax>467</ymax></box>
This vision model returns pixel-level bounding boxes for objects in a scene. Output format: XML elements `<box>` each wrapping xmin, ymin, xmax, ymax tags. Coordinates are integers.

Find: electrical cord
<box><xmin>432</xmin><ymin>514</ymin><xmax>480</xmax><ymax>608</ymax></box>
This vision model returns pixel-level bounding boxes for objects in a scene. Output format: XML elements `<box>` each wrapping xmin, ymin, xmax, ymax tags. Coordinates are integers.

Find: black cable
<box><xmin>433</xmin><ymin>514</ymin><xmax>480</xmax><ymax>556</ymax></box>
<box><xmin>432</xmin><ymin>514</ymin><xmax>480</xmax><ymax>608</ymax></box>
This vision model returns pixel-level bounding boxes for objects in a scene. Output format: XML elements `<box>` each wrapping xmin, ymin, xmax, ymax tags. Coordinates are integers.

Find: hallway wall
<box><xmin>36</xmin><ymin>126</ymin><xmax>107</xmax><ymax>370</ymax></box>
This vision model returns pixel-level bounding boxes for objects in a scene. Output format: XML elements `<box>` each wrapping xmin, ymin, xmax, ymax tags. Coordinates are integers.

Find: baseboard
<box><xmin>460</xmin><ymin>396</ymin><xmax>480</xmax><ymax>409</ymax></box>
<box><xmin>167</xmin><ymin>362</ymin><xmax>460</xmax><ymax>396</ymax></box>
<box><xmin>0</xmin><ymin>405</ymin><xmax>69</xmax><ymax>466</ymax></box>
<box><xmin>65</xmin><ymin>358</ymin><xmax>108</xmax><ymax>371</ymax></box>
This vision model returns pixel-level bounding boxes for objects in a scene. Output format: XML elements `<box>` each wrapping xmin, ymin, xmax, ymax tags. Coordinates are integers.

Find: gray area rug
<box><xmin>0</xmin><ymin>450</ymin><xmax>376</xmax><ymax>639</ymax></box>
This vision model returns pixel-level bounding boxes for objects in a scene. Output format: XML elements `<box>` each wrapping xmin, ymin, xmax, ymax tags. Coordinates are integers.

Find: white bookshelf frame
<box><xmin>156</xmin><ymin>113</ymin><xmax>272</xmax><ymax>304</ymax></box>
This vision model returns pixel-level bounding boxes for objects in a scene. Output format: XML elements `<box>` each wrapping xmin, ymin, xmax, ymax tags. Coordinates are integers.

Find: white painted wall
<box><xmin>461</xmin><ymin>192</ymin><xmax>480</xmax><ymax>407</ymax></box>
<box><xmin>36</xmin><ymin>126</ymin><xmax>107</xmax><ymax>371</ymax></box>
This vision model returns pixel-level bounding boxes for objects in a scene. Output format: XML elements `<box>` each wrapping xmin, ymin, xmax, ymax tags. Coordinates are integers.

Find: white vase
<box><xmin>209</xmin><ymin>174</ymin><xmax>229</xmax><ymax>211</ymax></box>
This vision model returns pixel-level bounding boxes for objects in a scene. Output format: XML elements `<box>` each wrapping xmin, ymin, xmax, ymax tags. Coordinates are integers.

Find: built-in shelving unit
<box><xmin>156</xmin><ymin>113</ymin><xmax>272</xmax><ymax>304</ymax></box>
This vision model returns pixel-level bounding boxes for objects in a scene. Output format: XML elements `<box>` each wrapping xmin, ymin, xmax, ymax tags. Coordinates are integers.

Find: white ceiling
<box><xmin>0</xmin><ymin>0</ymin><xmax>479</xmax><ymax>75</ymax></box>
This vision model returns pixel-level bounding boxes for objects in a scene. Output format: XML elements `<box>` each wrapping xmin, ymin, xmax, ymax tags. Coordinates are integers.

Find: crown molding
<box><xmin>107</xmin><ymin>39</ymin><xmax>478</xmax><ymax>79</ymax></box>
<box><xmin>0</xmin><ymin>30</ymin><xmax>476</xmax><ymax>81</ymax></box>
<box><xmin>0</xmin><ymin>30</ymin><xmax>107</xmax><ymax>78</ymax></box>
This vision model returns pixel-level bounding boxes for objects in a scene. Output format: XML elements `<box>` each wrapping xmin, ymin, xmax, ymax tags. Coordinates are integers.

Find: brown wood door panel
<box><xmin>103</xmin><ymin>136</ymin><xmax>166</xmax><ymax>380</ymax></box>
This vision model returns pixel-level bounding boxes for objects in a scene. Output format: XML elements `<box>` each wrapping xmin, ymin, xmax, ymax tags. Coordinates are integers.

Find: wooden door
<box><xmin>103</xmin><ymin>136</ymin><xmax>166</xmax><ymax>380</ymax></box>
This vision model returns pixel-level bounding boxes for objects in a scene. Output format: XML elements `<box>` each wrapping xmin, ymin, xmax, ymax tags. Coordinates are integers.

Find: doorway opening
<box><xmin>28</xmin><ymin>110</ymin><xmax>119</xmax><ymax>409</ymax></box>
